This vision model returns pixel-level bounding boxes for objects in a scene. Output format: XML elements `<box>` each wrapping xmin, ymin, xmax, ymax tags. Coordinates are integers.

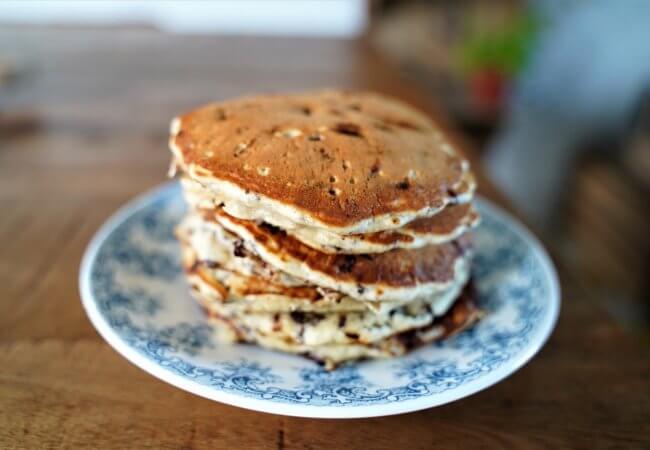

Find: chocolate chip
<box><xmin>204</xmin><ymin>260</ymin><xmax>219</xmax><ymax>269</ymax></box>
<box><xmin>338</xmin><ymin>255</ymin><xmax>357</xmax><ymax>273</ymax></box>
<box><xmin>333</xmin><ymin>122</ymin><xmax>362</xmax><ymax>138</ymax></box>
<box><xmin>357</xmin><ymin>284</ymin><xmax>365</xmax><ymax>295</ymax></box>
<box><xmin>233</xmin><ymin>240</ymin><xmax>247</xmax><ymax>257</ymax></box>
<box><xmin>260</xmin><ymin>222</ymin><xmax>282</xmax><ymax>235</ymax></box>
<box><xmin>272</xmin><ymin>314</ymin><xmax>282</xmax><ymax>332</ymax></box>
<box><xmin>345</xmin><ymin>332</ymin><xmax>359</xmax><ymax>340</ymax></box>
<box><xmin>290</xmin><ymin>311</ymin><xmax>325</xmax><ymax>324</ymax></box>
<box><xmin>396</xmin><ymin>329</ymin><xmax>418</xmax><ymax>350</ymax></box>
<box><xmin>308</xmin><ymin>134</ymin><xmax>323</xmax><ymax>141</ymax></box>
<box><xmin>319</xmin><ymin>148</ymin><xmax>333</xmax><ymax>160</ymax></box>
<box><xmin>396</xmin><ymin>179</ymin><xmax>410</xmax><ymax>190</ymax></box>
<box><xmin>338</xmin><ymin>315</ymin><xmax>347</xmax><ymax>328</ymax></box>
<box><xmin>370</xmin><ymin>160</ymin><xmax>381</xmax><ymax>176</ymax></box>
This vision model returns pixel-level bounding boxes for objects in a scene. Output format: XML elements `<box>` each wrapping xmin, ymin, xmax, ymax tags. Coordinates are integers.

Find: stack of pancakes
<box><xmin>169</xmin><ymin>91</ymin><xmax>482</xmax><ymax>369</ymax></box>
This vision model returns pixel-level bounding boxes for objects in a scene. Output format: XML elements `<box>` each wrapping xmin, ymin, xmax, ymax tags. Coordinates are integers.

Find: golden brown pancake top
<box><xmin>172</xmin><ymin>90</ymin><xmax>472</xmax><ymax>228</ymax></box>
<box><xmin>210</xmin><ymin>210</ymin><xmax>472</xmax><ymax>289</ymax></box>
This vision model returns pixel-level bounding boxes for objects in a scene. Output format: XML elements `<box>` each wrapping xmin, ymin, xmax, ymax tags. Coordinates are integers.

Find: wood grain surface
<box><xmin>0</xmin><ymin>27</ymin><xmax>648</xmax><ymax>449</ymax></box>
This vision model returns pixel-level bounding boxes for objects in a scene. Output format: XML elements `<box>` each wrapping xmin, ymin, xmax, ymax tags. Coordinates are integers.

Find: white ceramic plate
<box><xmin>80</xmin><ymin>182</ymin><xmax>560</xmax><ymax>418</ymax></box>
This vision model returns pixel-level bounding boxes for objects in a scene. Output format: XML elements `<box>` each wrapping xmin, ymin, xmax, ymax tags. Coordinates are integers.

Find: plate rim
<box><xmin>79</xmin><ymin>181</ymin><xmax>561</xmax><ymax>419</ymax></box>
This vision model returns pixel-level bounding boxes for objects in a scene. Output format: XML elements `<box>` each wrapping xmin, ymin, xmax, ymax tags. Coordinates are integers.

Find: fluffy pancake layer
<box><xmin>179</xmin><ymin>212</ymin><xmax>472</xmax><ymax>303</ymax></box>
<box><xmin>180</xmin><ymin>176</ymin><xmax>480</xmax><ymax>254</ymax></box>
<box><xmin>200</xmin><ymin>281</ymin><xmax>482</xmax><ymax>370</ymax></box>
<box><xmin>181</xmin><ymin>243</ymin><xmax>470</xmax><ymax>319</ymax></box>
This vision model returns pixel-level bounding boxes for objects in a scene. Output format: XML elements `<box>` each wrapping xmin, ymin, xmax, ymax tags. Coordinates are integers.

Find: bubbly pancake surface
<box><xmin>171</xmin><ymin>90</ymin><xmax>474</xmax><ymax>233</ymax></box>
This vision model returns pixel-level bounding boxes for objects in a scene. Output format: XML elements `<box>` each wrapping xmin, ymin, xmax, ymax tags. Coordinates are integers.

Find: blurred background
<box><xmin>1</xmin><ymin>0</ymin><xmax>648</xmax><ymax>336</ymax></box>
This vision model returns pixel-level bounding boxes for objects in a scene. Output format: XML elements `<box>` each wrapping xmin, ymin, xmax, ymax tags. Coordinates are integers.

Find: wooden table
<box><xmin>1</xmin><ymin>27</ymin><xmax>647</xmax><ymax>449</ymax></box>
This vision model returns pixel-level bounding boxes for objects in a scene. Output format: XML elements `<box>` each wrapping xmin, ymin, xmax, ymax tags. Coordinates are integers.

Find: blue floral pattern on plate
<box><xmin>80</xmin><ymin>182</ymin><xmax>559</xmax><ymax>418</ymax></box>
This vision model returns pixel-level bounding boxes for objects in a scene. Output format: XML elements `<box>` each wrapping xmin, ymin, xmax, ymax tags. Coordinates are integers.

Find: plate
<box><xmin>80</xmin><ymin>182</ymin><xmax>560</xmax><ymax>418</ymax></box>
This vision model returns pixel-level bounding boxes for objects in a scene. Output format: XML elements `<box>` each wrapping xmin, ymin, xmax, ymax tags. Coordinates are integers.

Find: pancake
<box><xmin>180</xmin><ymin>176</ymin><xmax>480</xmax><ymax>254</ymax></box>
<box><xmin>308</xmin><ymin>203</ymin><xmax>479</xmax><ymax>253</ymax></box>
<box><xmin>184</xmin><ymin>250</ymin><xmax>469</xmax><ymax>318</ymax></box>
<box><xmin>180</xmin><ymin>242</ymin><xmax>365</xmax><ymax>314</ymax></box>
<box><xmin>201</xmin><ymin>282</ymin><xmax>482</xmax><ymax>370</ymax></box>
<box><xmin>170</xmin><ymin>90</ymin><xmax>476</xmax><ymax>235</ymax></box>
<box><xmin>199</xmin><ymin>295</ymin><xmax>438</xmax><ymax>347</ymax></box>
<box><xmin>199</xmin><ymin>210</ymin><xmax>473</xmax><ymax>303</ymax></box>
<box><xmin>177</xmin><ymin>214</ymin><xmax>307</xmax><ymax>288</ymax></box>
<box><xmin>187</xmin><ymin>263</ymin><xmax>475</xmax><ymax>351</ymax></box>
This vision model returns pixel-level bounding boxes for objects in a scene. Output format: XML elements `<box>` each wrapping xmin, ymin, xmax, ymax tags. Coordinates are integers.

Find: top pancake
<box><xmin>170</xmin><ymin>90</ymin><xmax>475</xmax><ymax>234</ymax></box>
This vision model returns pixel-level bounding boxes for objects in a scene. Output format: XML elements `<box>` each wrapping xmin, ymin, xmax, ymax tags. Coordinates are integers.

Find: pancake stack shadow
<box><xmin>170</xmin><ymin>90</ymin><xmax>483</xmax><ymax>369</ymax></box>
